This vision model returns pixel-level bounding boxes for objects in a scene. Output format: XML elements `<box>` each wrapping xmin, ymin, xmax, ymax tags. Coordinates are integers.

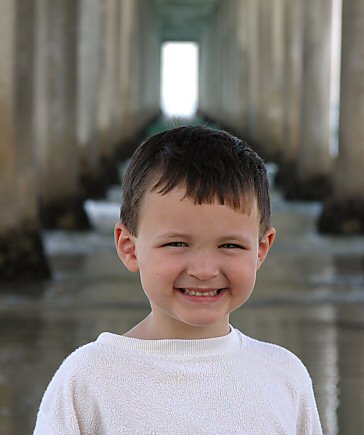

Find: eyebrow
<box><xmin>218</xmin><ymin>235</ymin><xmax>253</xmax><ymax>246</ymax></box>
<box><xmin>156</xmin><ymin>233</ymin><xmax>191</xmax><ymax>240</ymax></box>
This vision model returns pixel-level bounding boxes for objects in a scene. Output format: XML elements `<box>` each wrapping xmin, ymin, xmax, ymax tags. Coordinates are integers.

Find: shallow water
<box><xmin>0</xmin><ymin>188</ymin><xmax>363</xmax><ymax>435</ymax></box>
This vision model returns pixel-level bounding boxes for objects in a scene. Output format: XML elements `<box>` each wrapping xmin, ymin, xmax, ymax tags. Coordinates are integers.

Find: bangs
<box><xmin>150</xmin><ymin>165</ymin><xmax>256</xmax><ymax>216</ymax></box>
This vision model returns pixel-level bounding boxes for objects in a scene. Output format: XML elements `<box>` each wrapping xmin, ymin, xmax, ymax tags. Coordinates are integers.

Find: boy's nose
<box><xmin>186</xmin><ymin>252</ymin><xmax>219</xmax><ymax>281</ymax></box>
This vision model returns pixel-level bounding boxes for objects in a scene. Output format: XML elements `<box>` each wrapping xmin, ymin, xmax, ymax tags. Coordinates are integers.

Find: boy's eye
<box><xmin>220</xmin><ymin>243</ymin><xmax>244</xmax><ymax>249</ymax></box>
<box><xmin>163</xmin><ymin>242</ymin><xmax>187</xmax><ymax>247</ymax></box>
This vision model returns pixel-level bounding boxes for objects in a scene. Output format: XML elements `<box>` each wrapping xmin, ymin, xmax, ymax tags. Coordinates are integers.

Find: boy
<box><xmin>34</xmin><ymin>126</ymin><xmax>323</xmax><ymax>434</ymax></box>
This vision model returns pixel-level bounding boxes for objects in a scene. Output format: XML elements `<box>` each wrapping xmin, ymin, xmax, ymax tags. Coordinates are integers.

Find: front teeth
<box><xmin>182</xmin><ymin>289</ymin><xmax>219</xmax><ymax>296</ymax></box>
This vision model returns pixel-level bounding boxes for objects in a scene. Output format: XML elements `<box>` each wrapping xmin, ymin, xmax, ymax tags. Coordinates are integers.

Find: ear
<box><xmin>257</xmin><ymin>227</ymin><xmax>276</xmax><ymax>270</ymax></box>
<box><xmin>114</xmin><ymin>222</ymin><xmax>139</xmax><ymax>273</ymax></box>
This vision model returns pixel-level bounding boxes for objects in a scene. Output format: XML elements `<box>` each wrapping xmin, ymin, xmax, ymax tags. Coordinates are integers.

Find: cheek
<box><xmin>227</xmin><ymin>257</ymin><xmax>257</xmax><ymax>288</ymax></box>
<box><xmin>139</xmin><ymin>271</ymin><xmax>159</xmax><ymax>301</ymax></box>
<box><xmin>230</xmin><ymin>262</ymin><xmax>256</xmax><ymax>297</ymax></box>
<box><xmin>227</xmin><ymin>254</ymin><xmax>256</xmax><ymax>274</ymax></box>
<box><xmin>138</xmin><ymin>260</ymin><xmax>174</xmax><ymax>289</ymax></box>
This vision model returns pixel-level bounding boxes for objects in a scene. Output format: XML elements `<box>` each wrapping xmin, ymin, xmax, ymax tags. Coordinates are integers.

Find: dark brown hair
<box><xmin>120</xmin><ymin>126</ymin><xmax>271</xmax><ymax>238</ymax></box>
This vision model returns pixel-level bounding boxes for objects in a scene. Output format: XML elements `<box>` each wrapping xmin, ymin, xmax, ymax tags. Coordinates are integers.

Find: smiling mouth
<box><xmin>178</xmin><ymin>288</ymin><xmax>225</xmax><ymax>297</ymax></box>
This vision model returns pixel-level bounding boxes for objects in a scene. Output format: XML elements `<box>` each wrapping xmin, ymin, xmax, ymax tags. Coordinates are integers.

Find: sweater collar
<box><xmin>96</xmin><ymin>325</ymin><xmax>242</xmax><ymax>356</ymax></box>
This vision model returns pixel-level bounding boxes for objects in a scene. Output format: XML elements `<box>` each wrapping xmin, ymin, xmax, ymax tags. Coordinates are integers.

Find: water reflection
<box><xmin>0</xmin><ymin>189</ymin><xmax>363</xmax><ymax>434</ymax></box>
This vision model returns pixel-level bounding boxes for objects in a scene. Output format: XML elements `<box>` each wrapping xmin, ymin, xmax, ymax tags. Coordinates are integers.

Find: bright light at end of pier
<box><xmin>161</xmin><ymin>42</ymin><xmax>199</xmax><ymax>118</ymax></box>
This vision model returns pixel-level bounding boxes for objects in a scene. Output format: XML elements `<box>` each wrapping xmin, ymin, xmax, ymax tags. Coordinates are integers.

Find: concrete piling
<box><xmin>1</xmin><ymin>0</ymin><xmax>364</xmax><ymax>281</ymax></box>
<box><xmin>319</xmin><ymin>0</ymin><xmax>364</xmax><ymax>234</ymax></box>
<box><xmin>0</xmin><ymin>0</ymin><xmax>50</xmax><ymax>280</ymax></box>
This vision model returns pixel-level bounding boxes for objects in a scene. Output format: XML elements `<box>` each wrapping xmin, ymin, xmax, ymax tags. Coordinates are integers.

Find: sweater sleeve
<box><xmin>33</xmin><ymin>370</ymin><xmax>82</xmax><ymax>434</ymax></box>
<box><xmin>33</xmin><ymin>345</ymin><xmax>99</xmax><ymax>435</ymax></box>
<box><xmin>296</xmin><ymin>374</ymin><xmax>323</xmax><ymax>435</ymax></box>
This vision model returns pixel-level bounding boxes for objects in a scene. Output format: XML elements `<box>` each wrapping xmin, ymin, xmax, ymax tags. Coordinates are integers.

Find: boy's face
<box><xmin>115</xmin><ymin>187</ymin><xmax>275</xmax><ymax>339</ymax></box>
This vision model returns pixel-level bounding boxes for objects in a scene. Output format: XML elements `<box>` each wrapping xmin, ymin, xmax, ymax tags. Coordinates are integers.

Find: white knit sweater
<box><xmin>34</xmin><ymin>326</ymin><xmax>322</xmax><ymax>434</ymax></box>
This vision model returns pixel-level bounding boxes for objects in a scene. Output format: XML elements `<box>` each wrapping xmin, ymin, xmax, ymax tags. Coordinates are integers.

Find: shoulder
<box><xmin>38</xmin><ymin>339</ymin><xmax>106</xmax><ymax>404</ymax></box>
<box><xmin>34</xmin><ymin>340</ymin><xmax>104</xmax><ymax>434</ymax></box>
<box><xmin>48</xmin><ymin>333</ymin><xmax>131</xmax><ymax>386</ymax></box>
<box><xmin>35</xmin><ymin>336</ymin><xmax>123</xmax><ymax>433</ymax></box>
<box><xmin>42</xmin><ymin>332</ymin><xmax>144</xmax><ymax>393</ymax></box>
<box><xmin>235</xmin><ymin>329</ymin><xmax>313</xmax><ymax>386</ymax></box>
<box><xmin>53</xmin><ymin>339</ymin><xmax>105</xmax><ymax>378</ymax></box>
<box><xmin>232</xmin><ymin>329</ymin><xmax>323</xmax><ymax>433</ymax></box>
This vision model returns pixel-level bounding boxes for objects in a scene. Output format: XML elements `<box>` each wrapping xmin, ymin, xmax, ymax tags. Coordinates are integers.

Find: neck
<box><xmin>124</xmin><ymin>313</ymin><xmax>231</xmax><ymax>340</ymax></box>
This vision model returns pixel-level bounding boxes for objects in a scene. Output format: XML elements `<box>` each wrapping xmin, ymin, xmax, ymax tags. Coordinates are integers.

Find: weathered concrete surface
<box><xmin>255</xmin><ymin>0</ymin><xmax>285</xmax><ymax>158</ymax></box>
<box><xmin>139</xmin><ymin>0</ymin><xmax>162</xmax><ymax>128</ymax></box>
<box><xmin>118</xmin><ymin>0</ymin><xmax>160</xmax><ymax>142</ymax></box>
<box><xmin>199</xmin><ymin>0</ymin><xmax>251</xmax><ymax>136</ymax></box>
<box><xmin>235</xmin><ymin>0</ymin><xmax>251</xmax><ymax>134</ymax></box>
<box><xmin>198</xmin><ymin>4</ymin><xmax>220</xmax><ymax>122</ymax></box>
<box><xmin>119</xmin><ymin>0</ymin><xmax>138</xmax><ymax>140</ymax></box>
<box><xmin>76</xmin><ymin>0</ymin><xmax>121</xmax><ymax>198</ymax></box>
<box><xmin>34</xmin><ymin>0</ymin><xmax>89</xmax><ymax>229</ymax></box>
<box><xmin>279</xmin><ymin>0</ymin><xmax>333</xmax><ymax>200</ymax></box>
<box><xmin>246</xmin><ymin>0</ymin><xmax>259</xmax><ymax>139</ymax></box>
<box><xmin>282</xmin><ymin>0</ymin><xmax>303</xmax><ymax>163</ymax></box>
<box><xmin>275</xmin><ymin>0</ymin><xmax>303</xmax><ymax>190</ymax></box>
<box><xmin>333</xmin><ymin>0</ymin><xmax>364</xmax><ymax>199</ymax></box>
<box><xmin>199</xmin><ymin>0</ymin><xmax>285</xmax><ymax>159</ymax></box>
<box><xmin>77</xmin><ymin>0</ymin><xmax>101</xmax><ymax>170</ymax></box>
<box><xmin>292</xmin><ymin>0</ymin><xmax>333</xmax><ymax>198</ymax></box>
<box><xmin>97</xmin><ymin>0</ymin><xmax>123</xmax><ymax>154</ymax></box>
<box><xmin>319</xmin><ymin>0</ymin><xmax>364</xmax><ymax>234</ymax></box>
<box><xmin>0</xmin><ymin>0</ymin><xmax>50</xmax><ymax>280</ymax></box>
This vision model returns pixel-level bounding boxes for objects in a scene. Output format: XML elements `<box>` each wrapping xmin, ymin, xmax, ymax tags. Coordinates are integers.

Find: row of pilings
<box><xmin>198</xmin><ymin>0</ymin><xmax>364</xmax><ymax>235</ymax></box>
<box><xmin>1</xmin><ymin>0</ymin><xmax>364</xmax><ymax>281</ymax></box>
<box><xmin>0</xmin><ymin>0</ymin><xmax>161</xmax><ymax>281</ymax></box>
